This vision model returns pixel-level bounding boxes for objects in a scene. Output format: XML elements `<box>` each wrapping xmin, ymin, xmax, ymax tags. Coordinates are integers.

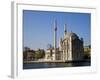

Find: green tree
<box><xmin>35</xmin><ymin>49</ymin><xmax>45</xmax><ymax>59</ymax></box>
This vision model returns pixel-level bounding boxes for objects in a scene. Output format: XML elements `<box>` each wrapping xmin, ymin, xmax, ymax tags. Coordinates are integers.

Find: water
<box><xmin>23</xmin><ymin>61</ymin><xmax>90</xmax><ymax>69</ymax></box>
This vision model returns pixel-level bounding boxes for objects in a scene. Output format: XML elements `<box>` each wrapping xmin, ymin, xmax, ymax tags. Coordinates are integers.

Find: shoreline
<box><xmin>23</xmin><ymin>59</ymin><xmax>90</xmax><ymax>64</ymax></box>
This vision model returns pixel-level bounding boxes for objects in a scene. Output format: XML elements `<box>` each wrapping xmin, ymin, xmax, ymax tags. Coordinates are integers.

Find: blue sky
<box><xmin>23</xmin><ymin>10</ymin><xmax>91</xmax><ymax>50</ymax></box>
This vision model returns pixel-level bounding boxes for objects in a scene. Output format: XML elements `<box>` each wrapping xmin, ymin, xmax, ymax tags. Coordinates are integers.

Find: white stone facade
<box><xmin>59</xmin><ymin>32</ymin><xmax>84</xmax><ymax>61</ymax></box>
<box><xmin>45</xmin><ymin>23</ymin><xmax>84</xmax><ymax>61</ymax></box>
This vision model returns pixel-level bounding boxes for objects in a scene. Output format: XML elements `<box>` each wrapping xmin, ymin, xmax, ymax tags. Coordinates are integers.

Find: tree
<box><xmin>35</xmin><ymin>49</ymin><xmax>45</xmax><ymax>59</ymax></box>
<box><xmin>23</xmin><ymin>51</ymin><xmax>27</xmax><ymax>60</ymax></box>
<box><xmin>23</xmin><ymin>47</ymin><xmax>35</xmax><ymax>61</ymax></box>
<box><xmin>23</xmin><ymin>47</ymin><xmax>30</xmax><ymax>51</ymax></box>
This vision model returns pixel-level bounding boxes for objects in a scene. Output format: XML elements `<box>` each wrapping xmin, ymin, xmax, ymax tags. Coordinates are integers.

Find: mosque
<box><xmin>45</xmin><ymin>20</ymin><xmax>84</xmax><ymax>61</ymax></box>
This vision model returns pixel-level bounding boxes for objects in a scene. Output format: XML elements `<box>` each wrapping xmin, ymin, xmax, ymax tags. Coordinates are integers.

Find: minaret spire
<box><xmin>64</xmin><ymin>24</ymin><xmax>67</xmax><ymax>36</ymax></box>
<box><xmin>54</xmin><ymin>19</ymin><xmax>57</xmax><ymax>60</ymax></box>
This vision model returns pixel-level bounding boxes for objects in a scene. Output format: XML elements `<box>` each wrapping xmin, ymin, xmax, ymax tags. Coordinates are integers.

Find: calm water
<box><xmin>23</xmin><ymin>61</ymin><xmax>90</xmax><ymax>69</ymax></box>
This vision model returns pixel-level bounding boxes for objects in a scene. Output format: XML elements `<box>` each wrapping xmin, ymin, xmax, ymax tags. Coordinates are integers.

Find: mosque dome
<box><xmin>64</xmin><ymin>32</ymin><xmax>79</xmax><ymax>39</ymax></box>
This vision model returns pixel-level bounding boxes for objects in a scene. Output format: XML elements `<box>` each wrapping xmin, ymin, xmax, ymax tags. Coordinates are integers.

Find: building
<box><xmin>45</xmin><ymin>48</ymin><xmax>59</xmax><ymax>60</ymax></box>
<box><xmin>23</xmin><ymin>49</ymin><xmax>35</xmax><ymax>61</ymax></box>
<box><xmin>59</xmin><ymin>28</ymin><xmax>84</xmax><ymax>61</ymax></box>
<box><xmin>84</xmin><ymin>45</ymin><xmax>91</xmax><ymax>59</ymax></box>
<box><xmin>45</xmin><ymin>21</ymin><xmax>84</xmax><ymax>61</ymax></box>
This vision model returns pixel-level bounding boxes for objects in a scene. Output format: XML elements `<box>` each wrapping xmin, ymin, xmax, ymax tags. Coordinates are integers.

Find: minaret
<box><xmin>54</xmin><ymin>19</ymin><xmax>57</xmax><ymax>60</ymax></box>
<box><xmin>64</xmin><ymin>24</ymin><xmax>67</xmax><ymax>36</ymax></box>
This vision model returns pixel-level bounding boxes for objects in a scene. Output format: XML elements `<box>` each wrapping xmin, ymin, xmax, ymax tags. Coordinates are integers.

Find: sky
<box><xmin>23</xmin><ymin>10</ymin><xmax>91</xmax><ymax>50</ymax></box>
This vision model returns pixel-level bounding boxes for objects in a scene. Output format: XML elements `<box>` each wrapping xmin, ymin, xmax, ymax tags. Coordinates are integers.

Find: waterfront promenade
<box><xmin>24</xmin><ymin>59</ymin><xmax>90</xmax><ymax>64</ymax></box>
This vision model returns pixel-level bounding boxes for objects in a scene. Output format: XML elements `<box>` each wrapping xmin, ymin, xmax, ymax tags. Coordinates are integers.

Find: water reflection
<box><xmin>23</xmin><ymin>61</ymin><xmax>90</xmax><ymax>69</ymax></box>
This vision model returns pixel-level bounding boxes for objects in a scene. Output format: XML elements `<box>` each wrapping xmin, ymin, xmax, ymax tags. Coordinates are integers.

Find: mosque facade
<box><xmin>45</xmin><ymin>21</ymin><xmax>84</xmax><ymax>61</ymax></box>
